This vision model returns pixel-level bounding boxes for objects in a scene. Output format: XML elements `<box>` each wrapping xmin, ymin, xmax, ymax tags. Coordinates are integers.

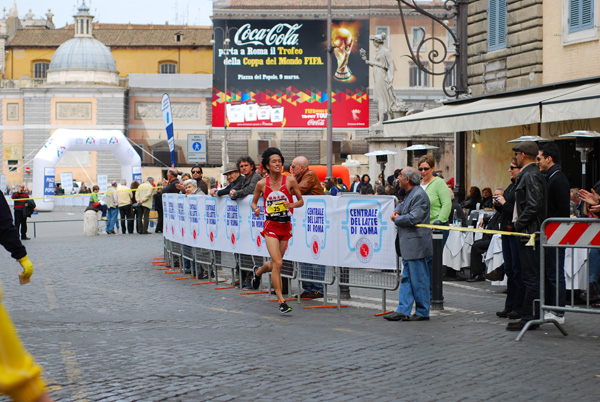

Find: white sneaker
<box><xmin>544</xmin><ymin>312</ymin><xmax>565</xmax><ymax>325</ymax></box>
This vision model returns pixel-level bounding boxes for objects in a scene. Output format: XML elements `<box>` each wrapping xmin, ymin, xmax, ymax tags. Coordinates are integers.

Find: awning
<box><xmin>384</xmin><ymin>83</ymin><xmax>600</xmax><ymax>137</ymax></box>
<box><xmin>541</xmin><ymin>83</ymin><xmax>600</xmax><ymax>123</ymax></box>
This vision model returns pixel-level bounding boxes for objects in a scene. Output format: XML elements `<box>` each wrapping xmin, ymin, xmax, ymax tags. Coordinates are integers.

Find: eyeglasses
<box><xmin>418</xmin><ymin>167</ymin><xmax>431</xmax><ymax>172</ymax></box>
<box><xmin>191</xmin><ymin>170</ymin><xmax>201</xmax><ymax>174</ymax></box>
<box><xmin>509</xmin><ymin>166</ymin><xmax>518</xmax><ymax>170</ymax></box>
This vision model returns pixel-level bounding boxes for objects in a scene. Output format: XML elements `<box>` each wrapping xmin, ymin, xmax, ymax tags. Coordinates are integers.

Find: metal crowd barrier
<box><xmin>516</xmin><ymin>218</ymin><xmax>600</xmax><ymax>341</ymax></box>
<box><xmin>163</xmin><ymin>239</ymin><xmax>401</xmax><ymax>311</ymax></box>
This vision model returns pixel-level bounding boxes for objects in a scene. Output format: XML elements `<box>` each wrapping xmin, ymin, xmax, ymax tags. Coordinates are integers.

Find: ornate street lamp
<box><xmin>395</xmin><ymin>0</ymin><xmax>468</xmax><ymax>99</ymax></box>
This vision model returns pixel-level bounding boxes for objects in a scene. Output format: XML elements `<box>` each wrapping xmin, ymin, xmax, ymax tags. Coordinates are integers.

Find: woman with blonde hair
<box><xmin>417</xmin><ymin>155</ymin><xmax>451</xmax><ymax>226</ymax></box>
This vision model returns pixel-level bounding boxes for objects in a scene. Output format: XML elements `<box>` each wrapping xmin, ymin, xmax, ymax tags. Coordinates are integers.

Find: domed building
<box><xmin>47</xmin><ymin>1</ymin><xmax>118</xmax><ymax>85</ymax></box>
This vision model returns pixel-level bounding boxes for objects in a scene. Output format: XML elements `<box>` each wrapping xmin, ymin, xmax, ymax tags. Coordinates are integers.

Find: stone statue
<box><xmin>360</xmin><ymin>33</ymin><xmax>407</xmax><ymax>126</ymax></box>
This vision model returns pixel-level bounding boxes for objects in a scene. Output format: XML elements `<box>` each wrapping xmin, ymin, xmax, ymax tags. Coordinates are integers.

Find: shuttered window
<box><xmin>569</xmin><ymin>0</ymin><xmax>595</xmax><ymax>33</ymax></box>
<box><xmin>488</xmin><ymin>0</ymin><xmax>507</xmax><ymax>52</ymax></box>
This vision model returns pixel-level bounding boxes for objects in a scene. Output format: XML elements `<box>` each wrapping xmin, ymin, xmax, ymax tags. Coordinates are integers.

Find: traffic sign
<box><xmin>25</xmin><ymin>167</ymin><xmax>30</xmax><ymax>174</ymax></box>
<box><xmin>187</xmin><ymin>134</ymin><xmax>207</xmax><ymax>163</ymax></box>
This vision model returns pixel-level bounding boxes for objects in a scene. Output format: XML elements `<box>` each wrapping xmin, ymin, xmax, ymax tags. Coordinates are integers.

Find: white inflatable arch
<box><xmin>32</xmin><ymin>129</ymin><xmax>142</xmax><ymax>211</ymax></box>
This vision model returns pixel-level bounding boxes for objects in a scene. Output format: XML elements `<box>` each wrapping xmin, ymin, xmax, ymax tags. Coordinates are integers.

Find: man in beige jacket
<box><xmin>136</xmin><ymin>177</ymin><xmax>154</xmax><ymax>234</ymax></box>
<box><xmin>117</xmin><ymin>179</ymin><xmax>133</xmax><ymax>234</ymax></box>
<box><xmin>105</xmin><ymin>180</ymin><xmax>119</xmax><ymax>234</ymax></box>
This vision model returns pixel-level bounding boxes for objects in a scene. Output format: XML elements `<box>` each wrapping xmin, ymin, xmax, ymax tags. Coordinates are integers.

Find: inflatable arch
<box><xmin>32</xmin><ymin>129</ymin><xmax>142</xmax><ymax>211</ymax></box>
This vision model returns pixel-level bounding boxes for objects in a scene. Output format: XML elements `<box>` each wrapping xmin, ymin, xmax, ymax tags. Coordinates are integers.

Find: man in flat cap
<box><xmin>506</xmin><ymin>140</ymin><xmax>546</xmax><ymax>332</ymax></box>
<box><xmin>210</xmin><ymin>162</ymin><xmax>243</xmax><ymax>197</ymax></box>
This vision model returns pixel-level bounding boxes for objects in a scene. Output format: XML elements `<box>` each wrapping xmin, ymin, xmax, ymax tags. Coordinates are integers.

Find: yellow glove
<box><xmin>18</xmin><ymin>255</ymin><xmax>34</xmax><ymax>279</ymax></box>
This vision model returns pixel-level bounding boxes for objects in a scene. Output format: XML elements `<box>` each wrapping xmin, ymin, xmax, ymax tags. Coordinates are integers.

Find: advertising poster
<box><xmin>43</xmin><ymin>168</ymin><xmax>55</xmax><ymax>202</ymax></box>
<box><xmin>212</xmin><ymin>19</ymin><xmax>369</xmax><ymax>128</ymax></box>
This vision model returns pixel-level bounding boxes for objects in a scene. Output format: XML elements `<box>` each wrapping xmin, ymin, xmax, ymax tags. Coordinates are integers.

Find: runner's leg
<box><xmin>264</xmin><ymin>236</ymin><xmax>288</xmax><ymax>304</ymax></box>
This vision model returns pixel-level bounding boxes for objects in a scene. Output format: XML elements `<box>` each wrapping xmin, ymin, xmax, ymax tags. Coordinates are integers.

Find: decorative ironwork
<box><xmin>396</xmin><ymin>0</ymin><xmax>466</xmax><ymax>98</ymax></box>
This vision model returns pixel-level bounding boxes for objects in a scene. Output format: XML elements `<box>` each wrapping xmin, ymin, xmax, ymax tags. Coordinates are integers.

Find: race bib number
<box><xmin>267</xmin><ymin>201</ymin><xmax>288</xmax><ymax>215</ymax></box>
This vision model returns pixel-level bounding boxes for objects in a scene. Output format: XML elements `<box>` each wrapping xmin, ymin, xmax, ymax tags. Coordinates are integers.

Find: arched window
<box><xmin>33</xmin><ymin>61</ymin><xmax>50</xmax><ymax>79</ymax></box>
<box><xmin>160</xmin><ymin>62</ymin><xmax>177</xmax><ymax>74</ymax></box>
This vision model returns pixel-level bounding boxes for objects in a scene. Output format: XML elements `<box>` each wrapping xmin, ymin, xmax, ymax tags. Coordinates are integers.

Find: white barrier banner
<box><xmin>163</xmin><ymin>194</ymin><xmax>397</xmax><ymax>269</ymax></box>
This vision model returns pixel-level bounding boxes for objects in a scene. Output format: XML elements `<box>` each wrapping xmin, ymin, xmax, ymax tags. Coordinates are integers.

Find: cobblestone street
<box><xmin>1</xmin><ymin>211</ymin><xmax>598</xmax><ymax>401</ymax></box>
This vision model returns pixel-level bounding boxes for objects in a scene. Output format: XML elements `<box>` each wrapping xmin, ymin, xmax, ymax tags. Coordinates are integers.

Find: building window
<box><xmin>412</xmin><ymin>27</ymin><xmax>425</xmax><ymax>51</ymax></box>
<box><xmin>488</xmin><ymin>0</ymin><xmax>507</xmax><ymax>52</ymax></box>
<box><xmin>376</xmin><ymin>26</ymin><xmax>390</xmax><ymax>48</ymax></box>
<box><xmin>409</xmin><ymin>63</ymin><xmax>429</xmax><ymax>87</ymax></box>
<box><xmin>33</xmin><ymin>62</ymin><xmax>49</xmax><ymax>79</ymax></box>
<box><xmin>160</xmin><ymin>63</ymin><xmax>177</xmax><ymax>74</ymax></box>
<box><xmin>569</xmin><ymin>0</ymin><xmax>594</xmax><ymax>33</ymax></box>
<box><xmin>447</xmin><ymin>29</ymin><xmax>456</xmax><ymax>54</ymax></box>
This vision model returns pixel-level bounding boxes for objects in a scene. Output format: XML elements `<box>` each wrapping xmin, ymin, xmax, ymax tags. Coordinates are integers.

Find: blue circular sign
<box><xmin>192</xmin><ymin>142</ymin><xmax>202</xmax><ymax>151</ymax></box>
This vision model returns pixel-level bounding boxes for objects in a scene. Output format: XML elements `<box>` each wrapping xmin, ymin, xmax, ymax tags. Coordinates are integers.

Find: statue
<box><xmin>360</xmin><ymin>33</ymin><xmax>407</xmax><ymax>126</ymax></box>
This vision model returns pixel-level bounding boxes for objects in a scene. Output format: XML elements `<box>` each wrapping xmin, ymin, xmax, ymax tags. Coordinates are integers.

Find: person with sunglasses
<box><xmin>190</xmin><ymin>166</ymin><xmax>208</xmax><ymax>195</ymax></box>
<box><xmin>489</xmin><ymin>157</ymin><xmax>523</xmax><ymax>320</ymax></box>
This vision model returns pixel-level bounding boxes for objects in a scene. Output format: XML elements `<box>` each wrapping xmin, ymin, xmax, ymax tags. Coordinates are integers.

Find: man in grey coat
<box><xmin>384</xmin><ymin>167</ymin><xmax>433</xmax><ymax>322</ymax></box>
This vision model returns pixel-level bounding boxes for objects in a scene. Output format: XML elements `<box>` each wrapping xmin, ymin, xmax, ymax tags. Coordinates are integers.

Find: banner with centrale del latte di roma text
<box><xmin>163</xmin><ymin>194</ymin><xmax>397</xmax><ymax>270</ymax></box>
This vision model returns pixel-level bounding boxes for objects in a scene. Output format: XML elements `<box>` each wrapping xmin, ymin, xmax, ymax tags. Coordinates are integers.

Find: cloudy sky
<box><xmin>5</xmin><ymin>0</ymin><xmax>214</xmax><ymax>27</ymax></box>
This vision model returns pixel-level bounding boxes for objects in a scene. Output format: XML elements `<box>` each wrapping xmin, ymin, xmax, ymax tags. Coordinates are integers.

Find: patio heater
<box><xmin>559</xmin><ymin>130</ymin><xmax>600</xmax><ymax>190</ymax></box>
<box><xmin>364</xmin><ymin>150</ymin><xmax>398</xmax><ymax>185</ymax></box>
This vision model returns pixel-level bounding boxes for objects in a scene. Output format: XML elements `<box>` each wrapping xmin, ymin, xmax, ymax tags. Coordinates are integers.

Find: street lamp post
<box><xmin>211</xmin><ymin>24</ymin><xmax>236</xmax><ymax>169</ymax></box>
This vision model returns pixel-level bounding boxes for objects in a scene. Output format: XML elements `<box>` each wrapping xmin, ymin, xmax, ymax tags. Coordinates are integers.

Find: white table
<box><xmin>484</xmin><ymin>234</ymin><xmax>506</xmax><ymax>286</ymax></box>
<box><xmin>564</xmin><ymin>248</ymin><xmax>588</xmax><ymax>290</ymax></box>
<box><xmin>442</xmin><ymin>230</ymin><xmax>473</xmax><ymax>271</ymax></box>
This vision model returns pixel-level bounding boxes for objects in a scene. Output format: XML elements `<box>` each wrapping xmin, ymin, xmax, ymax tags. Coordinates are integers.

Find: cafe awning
<box><xmin>384</xmin><ymin>82</ymin><xmax>600</xmax><ymax>136</ymax></box>
<box><xmin>541</xmin><ymin>82</ymin><xmax>600</xmax><ymax>123</ymax></box>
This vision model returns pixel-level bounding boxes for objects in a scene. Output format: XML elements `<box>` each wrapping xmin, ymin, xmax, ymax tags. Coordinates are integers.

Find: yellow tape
<box><xmin>416</xmin><ymin>223</ymin><xmax>536</xmax><ymax>245</ymax></box>
<box><xmin>11</xmin><ymin>185</ymin><xmax>164</xmax><ymax>201</ymax></box>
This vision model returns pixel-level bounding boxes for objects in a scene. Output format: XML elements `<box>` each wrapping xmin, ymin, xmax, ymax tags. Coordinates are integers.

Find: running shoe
<box><xmin>279</xmin><ymin>302</ymin><xmax>292</xmax><ymax>314</ymax></box>
<box><xmin>251</xmin><ymin>265</ymin><xmax>261</xmax><ymax>289</ymax></box>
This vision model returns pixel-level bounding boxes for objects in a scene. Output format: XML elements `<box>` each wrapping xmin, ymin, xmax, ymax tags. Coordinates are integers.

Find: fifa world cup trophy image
<box><xmin>332</xmin><ymin>27</ymin><xmax>354</xmax><ymax>81</ymax></box>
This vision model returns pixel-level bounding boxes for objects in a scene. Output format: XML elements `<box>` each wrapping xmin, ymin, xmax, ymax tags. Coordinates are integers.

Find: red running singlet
<box><xmin>263</xmin><ymin>175</ymin><xmax>293</xmax><ymax>222</ymax></box>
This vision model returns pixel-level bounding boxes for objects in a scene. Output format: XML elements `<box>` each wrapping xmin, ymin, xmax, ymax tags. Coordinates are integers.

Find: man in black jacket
<box><xmin>161</xmin><ymin>169</ymin><xmax>180</xmax><ymax>194</ymax></box>
<box><xmin>507</xmin><ymin>141</ymin><xmax>546</xmax><ymax>331</ymax></box>
<box><xmin>537</xmin><ymin>142</ymin><xmax>570</xmax><ymax>324</ymax></box>
<box><xmin>11</xmin><ymin>184</ymin><xmax>30</xmax><ymax>240</ymax></box>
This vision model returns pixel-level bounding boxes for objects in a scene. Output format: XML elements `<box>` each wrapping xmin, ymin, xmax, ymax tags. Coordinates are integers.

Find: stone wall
<box><xmin>467</xmin><ymin>0</ymin><xmax>543</xmax><ymax>96</ymax></box>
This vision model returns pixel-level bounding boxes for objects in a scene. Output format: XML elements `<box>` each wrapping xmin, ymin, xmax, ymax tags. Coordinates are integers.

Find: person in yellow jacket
<box><xmin>0</xmin><ymin>194</ymin><xmax>52</xmax><ymax>402</ymax></box>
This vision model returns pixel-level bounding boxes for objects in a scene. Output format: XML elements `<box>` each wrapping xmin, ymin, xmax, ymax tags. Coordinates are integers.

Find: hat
<box><xmin>512</xmin><ymin>141</ymin><xmax>539</xmax><ymax>156</ymax></box>
<box><xmin>222</xmin><ymin>162</ymin><xmax>239</xmax><ymax>175</ymax></box>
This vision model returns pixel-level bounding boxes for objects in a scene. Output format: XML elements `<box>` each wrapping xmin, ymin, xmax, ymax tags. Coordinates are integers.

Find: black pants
<box><xmin>518</xmin><ymin>239</ymin><xmax>540</xmax><ymax>322</ymax></box>
<box><xmin>470</xmin><ymin>238</ymin><xmax>491</xmax><ymax>276</ymax></box>
<box><xmin>139</xmin><ymin>206</ymin><xmax>150</xmax><ymax>234</ymax></box>
<box><xmin>14</xmin><ymin>209</ymin><xmax>27</xmax><ymax>238</ymax></box>
<box><xmin>119</xmin><ymin>205</ymin><xmax>134</xmax><ymax>234</ymax></box>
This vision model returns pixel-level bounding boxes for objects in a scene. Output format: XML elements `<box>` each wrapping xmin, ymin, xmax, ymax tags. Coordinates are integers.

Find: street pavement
<box><xmin>1</xmin><ymin>210</ymin><xmax>599</xmax><ymax>401</ymax></box>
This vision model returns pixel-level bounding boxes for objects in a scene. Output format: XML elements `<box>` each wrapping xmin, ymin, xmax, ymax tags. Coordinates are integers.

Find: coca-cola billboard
<box><xmin>212</xmin><ymin>19</ymin><xmax>370</xmax><ymax>128</ymax></box>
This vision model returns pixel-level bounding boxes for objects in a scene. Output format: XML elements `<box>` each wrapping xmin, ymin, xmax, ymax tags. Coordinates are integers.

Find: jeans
<box><xmin>588</xmin><ymin>249</ymin><xmax>600</xmax><ymax>294</ymax></box>
<box><xmin>106</xmin><ymin>207</ymin><xmax>118</xmax><ymax>232</ymax></box>
<box><xmin>544</xmin><ymin>247</ymin><xmax>566</xmax><ymax>309</ymax></box>
<box><xmin>299</xmin><ymin>262</ymin><xmax>325</xmax><ymax>292</ymax></box>
<box><xmin>517</xmin><ymin>239</ymin><xmax>540</xmax><ymax>322</ymax></box>
<box><xmin>502</xmin><ymin>235</ymin><xmax>523</xmax><ymax>313</ymax></box>
<box><xmin>397</xmin><ymin>258</ymin><xmax>431</xmax><ymax>318</ymax></box>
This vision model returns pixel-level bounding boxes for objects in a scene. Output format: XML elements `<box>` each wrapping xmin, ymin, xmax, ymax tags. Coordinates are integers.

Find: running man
<box><xmin>250</xmin><ymin>147</ymin><xmax>304</xmax><ymax>314</ymax></box>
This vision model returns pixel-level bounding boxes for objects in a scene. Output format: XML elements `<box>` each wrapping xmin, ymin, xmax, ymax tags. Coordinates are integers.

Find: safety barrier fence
<box><xmin>516</xmin><ymin>218</ymin><xmax>600</xmax><ymax>341</ymax></box>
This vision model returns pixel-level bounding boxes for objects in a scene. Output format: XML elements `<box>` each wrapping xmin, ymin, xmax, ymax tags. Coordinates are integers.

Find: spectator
<box><xmin>467</xmin><ymin>196</ymin><xmax>502</xmax><ymax>282</ymax></box>
<box><xmin>137</xmin><ymin>177</ymin><xmax>154</xmax><ymax>234</ymax></box>
<box><xmin>491</xmin><ymin>158</ymin><xmax>523</xmax><ymax>319</ymax></box>
<box><xmin>350</xmin><ymin>175</ymin><xmax>361</xmax><ymax>192</ymax></box>
<box><xmin>326</xmin><ymin>177</ymin><xmax>340</xmax><ymax>196</ymax></box>
<box><xmin>153</xmin><ymin>188</ymin><xmax>163</xmax><ymax>234</ymax></box>
<box><xmin>375</xmin><ymin>185</ymin><xmax>385</xmax><ymax>195</ymax></box>
<box><xmin>538</xmin><ymin>142</ymin><xmax>570</xmax><ymax>324</ymax></box>
<box><xmin>190</xmin><ymin>165</ymin><xmax>209</xmax><ymax>195</ymax></box>
<box><xmin>0</xmin><ymin>192</ymin><xmax>53</xmax><ymax>402</ymax></box>
<box><xmin>117</xmin><ymin>179</ymin><xmax>134</xmax><ymax>234</ymax></box>
<box><xmin>384</xmin><ymin>167</ymin><xmax>433</xmax><ymax>322</ymax></box>
<box><xmin>337</xmin><ymin>177</ymin><xmax>348</xmax><ymax>192</ymax></box>
<box><xmin>448</xmin><ymin>188</ymin><xmax>466</xmax><ymax>227</ymax></box>
<box><xmin>460</xmin><ymin>186</ymin><xmax>482</xmax><ymax>211</ymax></box>
<box><xmin>417</xmin><ymin>155</ymin><xmax>451</xmax><ymax>225</ymax></box>
<box><xmin>161</xmin><ymin>169</ymin><xmax>180</xmax><ymax>194</ymax></box>
<box><xmin>55</xmin><ymin>183</ymin><xmax>64</xmax><ymax>196</ymax></box>
<box><xmin>11</xmin><ymin>184</ymin><xmax>30</xmax><ymax>240</ymax></box>
<box><xmin>357</xmin><ymin>174</ymin><xmax>373</xmax><ymax>194</ymax></box>
<box><xmin>105</xmin><ymin>180</ymin><xmax>119</xmax><ymax>235</ymax></box>
<box><xmin>290</xmin><ymin>156</ymin><xmax>325</xmax><ymax>299</ymax></box>
<box><xmin>579</xmin><ymin>181</ymin><xmax>600</xmax><ymax>304</ymax></box>
<box><xmin>570</xmin><ymin>188</ymin><xmax>585</xmax><ymax>217</ymax></box>
<box><xmin>89</xmin><ymin>185</ymin><xmax>107</xmax><ymax>220</ymax></box>
<box><xmin>210</xmin><ymin>163</ymin><xmax>243</xmax><ymax>197</ymax></box>
<box><xmin>230</xmin><ymin>156</ymin><xmax>261</xmax><ymax>200</ymax></box>
<box><xmin>506</xmin><ymin>141</ymin><xmax>546</xmax><ymax>332</ymax></box>
<box><xmin>481</xmin><ymin>187</ymin><xmax>494</xmax><ymax>209</ymax></box>
<box><xmin>130</xmin><ymin>180</ymin><xmax>141</xmax><ymax>234</ymax></box>
<box><xmin>176</xmin><ymin>174</ymin><xmax>191</xmax><ymax>193</ymax></box>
